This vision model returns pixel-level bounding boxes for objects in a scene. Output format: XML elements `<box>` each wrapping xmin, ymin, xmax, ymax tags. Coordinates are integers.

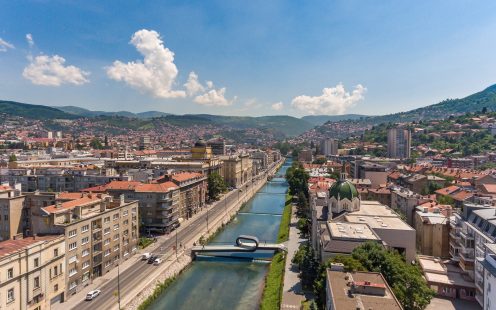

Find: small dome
<box><xmin>329</xmin><ymin>180</ymin><xmax>359</xmax><ymax>201</ymax></box>
<box><xmin>194</xmin><ymin>139</ymin><xmax>207</xmax><ymax>147</ymax></box>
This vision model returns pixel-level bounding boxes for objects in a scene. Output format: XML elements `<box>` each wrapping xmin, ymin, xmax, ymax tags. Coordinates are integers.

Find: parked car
<box><xmin>141</xmin><ymin>253</ymin><xmax>151</xmax><ymax>261</ymax></box>
<box><xmin>147</xmin><ymin>255</ymin><xmax>157</xmax><ymax>264</ymax></box>
<box><xmin>85</xmin><ymin>289</ymin><xmax>101</xmax><ymax>301</ymax></box>
<box><xmin>153</xmin><ymin>258</ymin><xmax>162</xmax><ymax>265</ymax></box>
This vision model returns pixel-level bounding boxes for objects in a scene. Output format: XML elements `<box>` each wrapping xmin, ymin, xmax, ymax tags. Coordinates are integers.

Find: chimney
<box><xmin>55</xmin><ymin>202</ymin><xmax>62</xmax><ymax>209</ymax></box>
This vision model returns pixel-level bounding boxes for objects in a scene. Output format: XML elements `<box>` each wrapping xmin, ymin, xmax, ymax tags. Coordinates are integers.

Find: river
<box><xmin>148</xmin><ymin>159</ymin><xmax>291</xmax><ymax>310</ymax></box>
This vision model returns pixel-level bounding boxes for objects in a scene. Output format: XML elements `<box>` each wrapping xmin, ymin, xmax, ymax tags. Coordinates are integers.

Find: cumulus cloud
<box><xmin>26</xmin><ymin>33</ymin><xmax>34</xmax><ymax>48</ymax></box>
<box><xmin>291</xmin><ymin>83</ymin><xmax>366</xmax><ymax>115</ymax></box>
<box><xmin>194</xmin><ymin>86</ymin><xmax>234</xmax><ymax>107</ymax></box>
<box><xmin>23</xmin><ymin>55</ymin><xmax>90</xmax><ymax>86</ymax></box>
<box><xmin>0</xmin><ymin>38</ymin><xmax>14</xmax><ymax>52</ymax></box>
<box><xmin>184</xmin><ymin>71</ymin><xmax>205</xmax><ymax>96</ymax></box>
<box><xmin>271</xmin><ymin>102</ymin><xmax>284</xmax><ymax>111</ymax></box>
<box><xmin>106</xmin><ymin>29</ymin><xmax>185</xmax><ymax>98</ymax></box>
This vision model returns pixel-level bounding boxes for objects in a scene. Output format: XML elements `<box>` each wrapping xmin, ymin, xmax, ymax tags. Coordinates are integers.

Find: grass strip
<box><xmin>260</xmin><ymin>193</ymin><xmax>292</xmax><ymax>309</ymax></box>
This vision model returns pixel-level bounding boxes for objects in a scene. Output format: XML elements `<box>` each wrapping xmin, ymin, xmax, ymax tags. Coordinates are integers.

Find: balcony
<box><xmin>460</xmin><ymin>230</ymin><xmax>474</xmax><ymax>241</ymax></box>
<box><xmin>449</xmin><ymin>230</ymin><xmax>461</xmax><ymax>241</ymax></box>
<box><xmin>92</xmin><ymin>224</ymin><xmax>102</xmax><ymax>232</ymax></box>
<box><xmin>460</xmin><ymin>250</ymin><xmax>475</xmax><ymax>262</ymax></box>
<box><xmin>449</xmin><ymin>248</ymin><xmax>460</xmax><ymax>261</ymax></box>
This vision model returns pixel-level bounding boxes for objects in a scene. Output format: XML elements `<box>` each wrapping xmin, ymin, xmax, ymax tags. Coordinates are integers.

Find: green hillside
<box><xmin>0</xmin><ymin>100</ymin><xmax>77</xmax><ymax>119</ymax></box>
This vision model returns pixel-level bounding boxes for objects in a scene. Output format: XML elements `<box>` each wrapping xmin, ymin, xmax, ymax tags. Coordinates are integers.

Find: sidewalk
<box><xmin>281</xmin><ymin>205</ymin><xmax>307</xmax><ymax>310</ymax></box>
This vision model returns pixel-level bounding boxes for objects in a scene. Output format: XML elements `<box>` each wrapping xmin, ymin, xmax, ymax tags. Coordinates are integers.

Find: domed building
<box><xmin>328</xmin><ymin>170</ymin><xmax>360</xmax><ymax>214</ymax></box>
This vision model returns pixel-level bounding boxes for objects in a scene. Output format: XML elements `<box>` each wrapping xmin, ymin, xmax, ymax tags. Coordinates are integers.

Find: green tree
<box><xmin>90</xmin><ymin>138</ymin><xmax>104</xmax><ymax>149</ymax></box>
<box><xmin>8</xmin><ymin>153</ymin><xmax>17</xmax><ymax>162</ymax></box>
<box><xmin>207</xmin><ymin>172</ymin><xmax>227</xmax><ymax>201</ymax></box>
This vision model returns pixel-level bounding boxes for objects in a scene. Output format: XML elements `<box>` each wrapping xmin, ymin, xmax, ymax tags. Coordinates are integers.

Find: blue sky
<box><xmin>1</xmin><ymin>0</ymin><xmax>495</xmax><ymax>117</ymax></box>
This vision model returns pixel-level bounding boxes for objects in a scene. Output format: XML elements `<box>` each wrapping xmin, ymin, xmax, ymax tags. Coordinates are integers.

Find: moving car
<box><xmin>153</xmin><ymin>258</ymin><xmax>162</xmax><ymax>265</ymax></box>
<box><xmin>141</xmin><ymin>253</ymin><xmax>151</xmax><ymax>260</ymax></box>
<box><xmin>147</xmin><ymin>255</ymin><xmax>157</xmax><ymax>264</ymax></box>
<box><xmin>85</xmin><ymin>289</ymin><xmax>101</xmax><ymax>301</ymax></box>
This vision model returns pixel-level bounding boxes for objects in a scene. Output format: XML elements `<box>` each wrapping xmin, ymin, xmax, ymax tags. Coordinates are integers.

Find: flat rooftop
<box><xmin>328</xmin><ymin>222</ymin><xmax>380</xmax><ymax>240</ymax></box>
<box><xmin>327</xmin><ymin>270</ymin><xmax>402</xmax><ymax>310</ymax></box>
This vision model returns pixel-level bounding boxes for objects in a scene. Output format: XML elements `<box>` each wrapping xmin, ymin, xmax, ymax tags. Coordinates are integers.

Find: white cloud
<box><xmin>291</xmin><ymin>83</ymin><xmax>366</xmax><ymax>115</ymax></box>
<box><xmin>23</xmin><ymin>55</ymin><xmax>90</xmax><ymax>86</ymax></box>
<box><xmin>206</xmin><ymin>81</ymin><xmax>214</xmax><ymax>89</ymax></box>
<box><xmin>0</xmin><ymin>38</ymin><xmax>14</xmax><ymax>52</ymax></box>
<box><xmin>26</xmin><ymin>34</ymin><xmax>34</xmax><ymax>48</ymax></box>
<box><xmin>271</xmin><ymin>102</ymin><xmax>284</xmax><ymax>111</ymax></box>
<box><xmin>184</xmin><ymin>71</ymin><xmax>205</xmax><ymax>96</ymax></box>
<box><xmin>194</xmin><ymin>87</ymin><xmax>234</xmax><ymax>107</ymax></box>
<box><xmin>106</xmin><ymin>29</ymin><xmax>185</xmax><ymax>98</ymax></box>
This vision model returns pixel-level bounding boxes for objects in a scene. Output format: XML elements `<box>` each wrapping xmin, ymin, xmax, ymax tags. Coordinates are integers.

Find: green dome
<box><xmin>329</xmin><ymin>180</ymin><xmax>359</xmax><ymax>201</ymax></box>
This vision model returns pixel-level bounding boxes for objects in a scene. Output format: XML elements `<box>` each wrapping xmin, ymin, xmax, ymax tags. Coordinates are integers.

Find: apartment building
<box><xmin>220</xmin><ymin>154</ymin><xmax>253</xmax><ymax>188</ymax></box>
<box><xmin>449</xmin><ymin>204</ymin><xmax>496</xmax><ymax>307</ymax></box>
<box><xmin>320</xmin><ymin>139</ymin><xmax>338</xmax><ymax>156</ymax></box>
<box><xmin>30</xmin><ymin>193</ymin><xmax>139</xmax><ymax>298</ymax></box>
<box><xmin>0</xmin><ymin>184</ymin><xmax>28</xmax><ymax>241</ymax></box>
<box><xmin>170</xmin><ymin>172</ymin><xmax>207</xmax><ymax>219</ymax></box>
<box><xmin>414</xmin><ymin>203</ymin><xmax>452</xmax><ymax>258</ymax></box>
<box><xmin>96</xmin><ymin>181</ymin><xmax>180</xmax><ymax>234</ymax></box>
<box><xmin>0</xmin><ymin>235</ymin><xmax>66</xmax><ymax>310</ymax></box>
<box><xmin>387</xmin><ymin>127</ymin><xmax>411</xmax><ymax>159</ymax></box>
<box><xmin>390</xmin><ymin>186</ymin><xmax>433</xmax><ymax>226</ymax></box>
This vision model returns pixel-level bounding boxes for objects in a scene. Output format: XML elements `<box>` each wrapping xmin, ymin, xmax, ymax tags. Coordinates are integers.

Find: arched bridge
<box><xmin>191</xmin><ymin>235</ymin><xmax>287</xmax><ymax>258</ymax></box>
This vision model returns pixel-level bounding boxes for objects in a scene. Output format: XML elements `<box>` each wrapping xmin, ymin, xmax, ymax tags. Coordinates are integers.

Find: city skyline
<box><xmin>1</xmin><ymin>1</ymin><xmax>496</xmax><ymax>117</ymax></box>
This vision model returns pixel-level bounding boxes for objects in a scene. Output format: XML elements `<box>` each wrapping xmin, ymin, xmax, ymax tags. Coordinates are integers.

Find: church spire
<box><xmin>340</xmin><ymin>161</ymin><xmax>346</xmax><ymax>181</ymax></box>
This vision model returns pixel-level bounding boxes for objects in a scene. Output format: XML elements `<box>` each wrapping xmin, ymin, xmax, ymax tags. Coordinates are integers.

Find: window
<box><xmin>123</xmin><ymin>210</ymin><xmax>128</xmax><ymax>216</ymax></box>
<box><xmin>123</xmin><ymin>219</ymin><xmax>129</xmax><ymax>225</ymax></box>
<box><xmin>104</xmin><ymin>249</ymin><xmax>111</xmax><ymax>257</ymax></box>
<box><xmin>4</xmin><ymin>214</ymin><xmax>8</xmax><ymax>221</ymax></box>
<box><xmin>104</xmin><ymin>238</ymin><xmax>110</xmax><ymax>246</ymax></box>
<box><xmin>114</xmin><ymin>245</ymin><xmax>119</xmax><ymax>252</ymax></box>
<box><xmin>81</xmin><ymin>225</ymin><xmax>89</xmax><ymax>233</ymax></box>
<box><xmin>104</xmin><ymin>217</ymin><xmax>110</xmax><ymax>223</ymax></box>
<box><xmin>69</xmin><ymin>242</ymin><xmax>77</xmax><ymax>251</ymax></box>
<box><xmin>82</xmin><ymin>272</ymin><xmax>90</xmax><ymax>282</ymax></box>
<box><xmin>7</xmin><ymin>288</ymin><xmax>14</xmax><ymax>303</ymax></box>
<box><xmin>113</xmin><ymin>234</ymin><xmax>119</xmax><ymax>241</ymax></box>
<box><xmin>54</xmin><ymin>266</ymin><xmax>58</xmax><ymax>276</ymax></box>
<box><xmin>104</xmin><ymin>227</ymin><xmax>111</xmax><ymax>235</ymax></box>
<box><xmin>82</xmin><ymin>261</ymin><xmax>90</xmax><ymax>269</ymax></box>
<box><xmin>68</xmin><ymin>229</ymin><xmax>77</xmax><ymax>238</ymax></box>
<box><xmin>34</xmin><ymin>276</ymin><xmax>40</xmax><ymax>289</ymax></box>
<box><xmin>54</xmin><ymin>284</ymin><xmax>58</xmax><ymax>292</ymax></box>
<box><xmin>82</xmin><ymin>249</ymin><xmax>90</xmax><ymax>257</ymax></box>
<box><xmin>7</xmin><ymin>268</ymin><xmax>13</xmax><ymax>279</ymax></box>
<box><xmin>105</xmin><ymin>260</ymin><xmax>111</xmax><ymax>268</ymax></box>
<box><xmin>113</xmin><ymin>214</ymin><xmax>119</xmax><ymax>221</ymax></box>
<box><xmin>69</xmin><ymin>281</ymin><xmax>77</xmax><ymax>290</ymax></box>
<box><xmin>69</xmin><ymin>268</ymin><xmax>77</xmax><ymax>277</ymax></box>
<box><xmin>34</xmin><ymin>258</ymin><xmax>39</xmax><ymax>268</ymax></box>
<box><xmin>113</xmin><ymin>224</ymin><xmax>119</xmax><ymax>231</ymax></box>
<box><xmin>81</xmin><ymin>236</ymin><xmax>89</xmax><ymax>245</ymax></box>
<box><xmin>54</xmin><ymin>248</ymin><xmax>59</xmax><ymax>257</ymax></box>
<box><xmin>68</xmin><ymin>255</ymin><xmax>77</xmax><ymax>264</ymax></box>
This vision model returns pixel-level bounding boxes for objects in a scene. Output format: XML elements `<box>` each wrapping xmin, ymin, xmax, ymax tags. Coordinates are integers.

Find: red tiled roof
<box><xmin>451</xmin><ymin>190</ymin><xmax>473</xmax><ymax>202</ymax></box>
<box><xmin>0</xmin><ymin>236</ymin><xmax>62</xmax><ymax>258</ymax></box>
<box><xmin>435</xmin><ymin>185</ymin><xmax>460</xmax><ymax>196</ymax></box>
<box><xmin>135</xmin><ymin>182</ymin><xmax>178</xmax><ymax>193</ymax></box>
<box><xmin>57</xmin><ymin>192</ymin><xmax>86</xmax><ymax>200</ymax></box>
<box><xmin>43</xmin><ymin>195</ymin><xmax>104</xmax><ymax>214</ymax></box>
<box><xmin>172</xmin><ymin>172</ymin><xmax>204</xmax><ymax>182</ymax></box>
<box><xmin>105</xmin><ymin>181</ymin><xmax>141</xmax><ymax>190</ymax></box>
<box><xmin>481</xmin><ymin>184</ymin><xmax>496</xmax><ymax>194</ymax></box>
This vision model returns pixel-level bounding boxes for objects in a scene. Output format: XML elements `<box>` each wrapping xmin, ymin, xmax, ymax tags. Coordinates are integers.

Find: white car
<box><xmin>153</xmin><ymin>258</ymin><xmax>162</xmax><ymax>265</ymax></box>
<box><xmin>141</xmin><ymin>252</ymin><xmax>151</xmax><ymax>260</ymax></box>
<box><xmin>85</xmin><ymin>289</ymin><xmax>101</xmax><ymax>301</ymax></box>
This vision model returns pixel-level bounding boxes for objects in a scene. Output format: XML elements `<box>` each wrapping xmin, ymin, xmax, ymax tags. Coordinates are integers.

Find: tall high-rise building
<box><xmin>207</xmin><ymin>138</ymin><xmax>226</xmax><ymax>155</ymax></box>
<box><xmin>320</xmin><ymin>138</ymin><xmax>338</xmax><ymax>156</ymax></box>
<box><xmin>139</xmin><ymin>136</ymin><xmax>151</xmax><ymax>150</ymax></box>
<box><xmin>387</xmin><ymin>128</ymin><xmax>411</xmax><ymax>159</ymax></box>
